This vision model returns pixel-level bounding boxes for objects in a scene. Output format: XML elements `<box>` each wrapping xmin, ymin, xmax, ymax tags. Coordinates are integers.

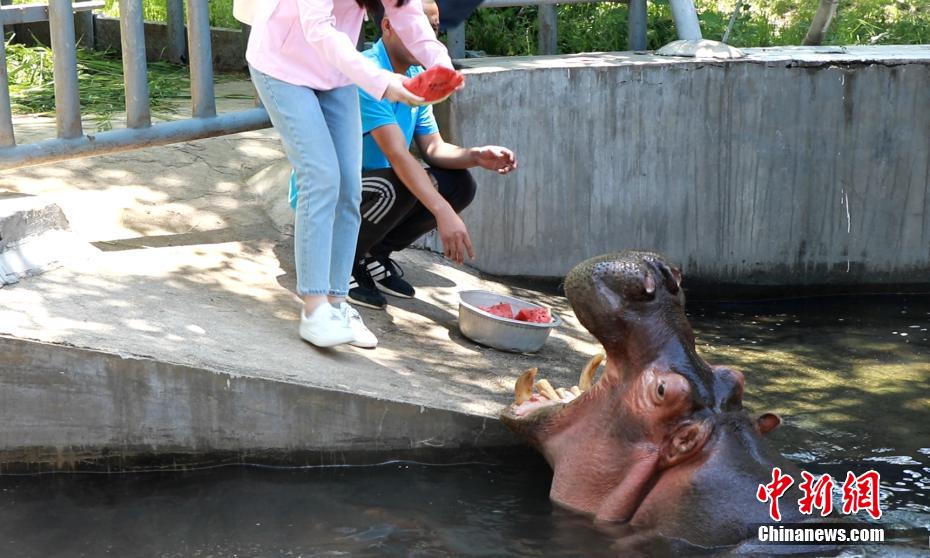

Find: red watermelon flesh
<box><xmin>515</xmin><ymin>307</ymin><xmax>552</xmax><ymax>324</ymax></box>
<box><xmin>480</xmin><ymin>303</ymin><xmax>514</xmax><ymax>319</ymax></box>
<box><xmin>403</xmin><ymin>66</ymin><xmax>464</xmax><ymax>103</ymax></box>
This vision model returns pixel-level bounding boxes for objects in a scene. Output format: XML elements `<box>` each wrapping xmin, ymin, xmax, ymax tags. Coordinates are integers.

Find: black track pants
<box><xmin>355</xmin><ymin>167</ymin><xmax>477</xmax><ymax>262</ymax></box>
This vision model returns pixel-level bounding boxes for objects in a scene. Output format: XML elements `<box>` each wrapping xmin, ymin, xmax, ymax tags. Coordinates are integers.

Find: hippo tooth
<box><xmin>555</xmin><ymin>387</ymin><xmax>569</xmax><ymax>400</ymax></box>
<box><xmin>579</xmin><ymin>353</ymin><xmax>606</xmax><ymax>392</ymax></box>
<box><xmin>534</xmin><ymin>379</ymin><xmax>561</xmax><ymax>401</ymax></box>
<box><xmin>570</xmin><ymin>386</ymin><xmax>582</xmax><ymax>396</ymax></box>
<box><xmin>514</xmin><ymin>368</ymin><xmax>538</xmax><ymax>405</ymax></box>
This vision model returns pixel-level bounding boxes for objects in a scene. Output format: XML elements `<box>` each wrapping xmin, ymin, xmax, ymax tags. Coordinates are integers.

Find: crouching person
<box><xmin>348</xmin><ymin>0</ymin><xmax>517</xmax><ymax>309</ymax></box>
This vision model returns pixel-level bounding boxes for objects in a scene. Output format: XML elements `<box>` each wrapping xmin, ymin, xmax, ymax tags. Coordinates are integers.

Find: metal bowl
<box><xmin>458</xmin><ymin>290</ymin><xmax>562</xmax><ymax>353</ymax></box>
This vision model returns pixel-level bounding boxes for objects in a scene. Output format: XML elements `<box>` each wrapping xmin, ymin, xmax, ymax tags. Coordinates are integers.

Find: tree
<box><xmin>803</xmin><ymin>0</ymin><xmax>840</xmax><ymax>45</ymax></box>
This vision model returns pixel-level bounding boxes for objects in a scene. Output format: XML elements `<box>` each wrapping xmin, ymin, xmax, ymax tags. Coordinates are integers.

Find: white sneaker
<box><xmin>339</xmin><ymin>303</ymin><xmax>379</xmax><ymax>349</ymax></box>
<box><xmin>299</xmin><ymin>302</ymin><xmax>355</xmax><ymax>348</ymax></box>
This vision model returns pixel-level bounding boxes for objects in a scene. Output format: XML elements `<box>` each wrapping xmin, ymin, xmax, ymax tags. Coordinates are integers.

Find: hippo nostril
<box><xmin>643</xmin><ymin>273</ymin><xmax>656</xmax><ymax>295</ymax></box>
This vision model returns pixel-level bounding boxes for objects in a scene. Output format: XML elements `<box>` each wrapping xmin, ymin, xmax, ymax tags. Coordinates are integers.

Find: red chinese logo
<box><xmin>841</xmin><ymin>470</ymin><xmax>882</xmax><ymax>519</ymax></box>
<box><xmin>798</xmin><ymin>471</ymin><xmax>834</xmax><ymax>516</ymax></box>
<box><xmin>758</xmin><ymin>468</ymin><xmax>882</xmax><ymax>521</ymax></box>
<box><xmin>757</xmin><ymin>467</ymin><xmax>795</xmax><ymax>521</ymax></box>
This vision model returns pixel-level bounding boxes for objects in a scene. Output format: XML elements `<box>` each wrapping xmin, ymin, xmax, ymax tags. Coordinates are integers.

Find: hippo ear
<box><xmin>661</xmin><ymin>422</ymin><xmax>710</xmax><ymax>468</ymax></box>
<box><xmin>670</xmin><ymin>266</ymin><xmax>682</xmax><ymax>288</ymax></box>
<box><xmin>756</xmin><ymin>413</ymin><xmax>781</xmax><ymax>435</ymax></box>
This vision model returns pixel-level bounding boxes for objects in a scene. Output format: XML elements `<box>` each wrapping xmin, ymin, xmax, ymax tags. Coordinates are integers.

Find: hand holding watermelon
<box><xmin>384</xmin><ymin>75</ymin><xmax>426</xmax><ymax>106</ymax></box>
<box><xmin>403</xmin><ymin>65</ymin><xmax>465</xmax><ymax>105</ymax></box>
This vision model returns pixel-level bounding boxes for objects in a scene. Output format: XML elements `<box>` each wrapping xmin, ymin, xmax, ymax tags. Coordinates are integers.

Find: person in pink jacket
<box><xmin>246</xmin><ymin>0</ymin><xmax>454</xmax><ymax>349</ymax></box>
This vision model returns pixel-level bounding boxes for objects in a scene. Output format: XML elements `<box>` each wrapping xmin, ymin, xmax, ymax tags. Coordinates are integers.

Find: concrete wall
<box><xmin>437</xmin><ymin>46</ymin><xmax>930</xmax><ymax>288</ymax></box>
<box><xmin>0</xmin><ymin>337</ymin><xmax>515</xmax><ymax>471</ymax></box>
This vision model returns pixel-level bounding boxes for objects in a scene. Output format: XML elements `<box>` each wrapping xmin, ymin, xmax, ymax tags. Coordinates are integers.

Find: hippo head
<box><xmin>500</xmin><ymin>251</ymin><xmax>797</xmax><ymax>545</ymax></box>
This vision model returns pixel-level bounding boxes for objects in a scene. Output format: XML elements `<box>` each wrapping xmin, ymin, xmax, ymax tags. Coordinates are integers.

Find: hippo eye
<box><xmin>657</xmin><ymin>381</ymin><xmax>666</xmax><ymax>400</ymax></box>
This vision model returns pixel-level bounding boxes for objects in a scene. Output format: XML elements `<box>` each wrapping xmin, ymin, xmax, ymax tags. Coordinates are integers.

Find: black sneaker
<box><xmin>367</xmin><ymin>256</ymin><xmax>415</xmax><ymax>299</ymax></box>
<box><xmin>348</xmin><ymin>261</ymin><xmax>387</xmax><ymax>310</ymax></box>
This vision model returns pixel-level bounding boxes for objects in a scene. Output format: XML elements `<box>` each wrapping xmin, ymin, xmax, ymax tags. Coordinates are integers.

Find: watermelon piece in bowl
<box><xmin>515</xmin><ymin>307</ymin><xmax>552</xmax><ymax>324</ymax></box>
<box><xmin>459</xmin><ymin>290</ymin><xmax>562</xmax><ymax>353</ymax></box>
<box><xmin>480</xmin><ymin>303</ymin><xmax>515</xmax><ymax>319</ymax></box>
<box><xmin>403</xmin><ymin>65</ymin><xmax>465</xmax><ymax>104</ymax></box>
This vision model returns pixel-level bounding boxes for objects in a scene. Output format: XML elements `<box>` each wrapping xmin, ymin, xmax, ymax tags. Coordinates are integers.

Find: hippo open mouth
<box><xmin>499</xmin><ymin>251</ymin><xmax>802</xmax><ymax>547</ymax></box>
<box><xmin>503</xmin><ymin>353</ymin><xmax>603</xmax><ymax>419</ymax></box>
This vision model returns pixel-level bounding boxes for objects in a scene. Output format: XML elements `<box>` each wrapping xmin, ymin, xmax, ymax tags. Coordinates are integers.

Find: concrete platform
<box><xmin>0</xmin><ymin>107</ymin><xmax>599</xmax><ymax>471</ymax></box>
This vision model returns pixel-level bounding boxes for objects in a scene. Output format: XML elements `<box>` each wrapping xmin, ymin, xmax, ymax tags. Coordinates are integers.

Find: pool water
<box><xmin>1</xmin><ymin>294</ymin><xmax>929</xmax><ymax>557</ymax></box>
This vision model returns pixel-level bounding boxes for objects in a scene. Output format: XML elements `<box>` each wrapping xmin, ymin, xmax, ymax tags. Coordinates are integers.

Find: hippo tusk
<box><xmin>534</xmin><ymin>379</ymin><xmax>561</xmax><ymax>401</ymax></box>
<box><xmin>579</xmin><ymin>353</ymin><xmax>606</xmax><ymax>392</ymax></box>
<box><xmin>514</xmin><ymin>368</ymin><xmax>538</xmax><ymax>404</ymax></box>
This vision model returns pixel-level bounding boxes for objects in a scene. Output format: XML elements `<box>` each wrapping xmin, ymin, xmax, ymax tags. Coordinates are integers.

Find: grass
<box><xmin>5</xmin><ymin>40</ymin><xmax>198</xmax><ymax>130</ymax></box>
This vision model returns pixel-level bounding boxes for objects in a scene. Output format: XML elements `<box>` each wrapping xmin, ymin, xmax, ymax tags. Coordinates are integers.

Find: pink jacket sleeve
<box><xmin>384</xmin><ymin>0</ymin><xmax>454</xmax><ymax>69</ymax></box>
<box><xmin>296</xmin><ymin>0</ymin><xmax>392</xmax><ymax>99</ymax></box>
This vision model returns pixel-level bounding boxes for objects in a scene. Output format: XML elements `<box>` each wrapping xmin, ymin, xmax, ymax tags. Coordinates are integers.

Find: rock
<box><xmin>0</xmin><ymin>193</ymin><xmax>97</xmax><ymax>285</ymax></box>
<box><xmin>656</xmin><ymin>39</ymin><xmax>745</xmax><ymax>59</ymax></box>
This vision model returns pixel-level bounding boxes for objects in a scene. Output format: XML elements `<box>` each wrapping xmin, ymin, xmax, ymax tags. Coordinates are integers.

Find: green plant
<box><xmin>465</xmin><ymin>6</ymin><xmax>539</xmax><ymax>56</ymax></box>
<box><xmin>99</xmin><ymin>0</ymin><xmax>238</xmax><ymax>29</ymax></box>
<box><xmin>5</xmin><ymin>41</ymin><xmax>191</xmax><ymax>130</ymax></box>
<box><xmin>557</xmin><ymin>4</ymin><xmax>627</xmax><ymax>53</ymax></box>
<box><xmin>462</xmin><ymin>0</ymin><xmax>930</xmax><ymax>55</ymax></box>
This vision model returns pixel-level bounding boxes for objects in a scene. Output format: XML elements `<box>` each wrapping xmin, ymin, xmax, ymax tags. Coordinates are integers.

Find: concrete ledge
<box><xmin>0</xmin><ymin>335</ymin><xmax>515</xmax><ymax>472</ymax></box>
<box><xmin>0</xmin><ymin>122</ymin><xmax>599</xmax><ymax>472</ymax></box>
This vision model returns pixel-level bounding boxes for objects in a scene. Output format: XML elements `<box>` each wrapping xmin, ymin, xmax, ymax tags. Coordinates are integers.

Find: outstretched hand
<box><xmin>473</xmin><ymin>146</ymin><xmax>518</xmax><ymax>174</ymax></box>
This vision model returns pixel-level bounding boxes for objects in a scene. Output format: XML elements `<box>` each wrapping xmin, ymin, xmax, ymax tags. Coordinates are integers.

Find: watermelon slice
<box><xmin>480</xmin><ymin>303</ymin><xmax>514</xmax><ymax>319</ymax></box>
<box><xmin>403</xmin><ymin>65</ymin><xmax>464</xmax><ymax>103</ymax></box>
<box><xmin>515</xmin><ymin>307</ymin><xmax>552</xmax><ymax>324</ymax></box>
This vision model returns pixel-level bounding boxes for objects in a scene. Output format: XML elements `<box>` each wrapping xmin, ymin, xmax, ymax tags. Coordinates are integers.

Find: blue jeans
<box><xmin>250</xmin><ymin>67</ymin><xmax>362</xmax><ymax>297</ymax></box>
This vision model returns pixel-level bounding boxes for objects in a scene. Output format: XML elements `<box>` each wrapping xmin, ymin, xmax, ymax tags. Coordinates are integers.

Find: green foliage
<box><xmin>557</xmin><ymin>4</ymin><xmax>626</xmax><ymax>53</ymax></box>
<box><xmin>9</xmin><ymin>0</ymin><xmax>239</xmax><ymax>28</ymax></box>
<box><xmin>461</xmin><ymin>0</ymin><xmax>930</xmax><ymax>56</ymax></box>
<box><xmin>5</xmin><ymin>42</ymin><xmax>190</xmax><ymax>129</ymax></box>
<box><xmin>98</xmin><ymin>0</ymin><xmax>238</xmax><ymax>29</ymax></box>
<box><xmin>465</xmin><ymin>6</ymin><xmax>539</xmax><ymax>56</ymax></box>
<box><xmin>9</xmin><ymin>0</ymin><xmax>930</xmax><ymax>58</ymax></box>
<box><xmin>828</xmin><ymin>0</ymin><xmax>930</xmax><ymax>45</ymax></box>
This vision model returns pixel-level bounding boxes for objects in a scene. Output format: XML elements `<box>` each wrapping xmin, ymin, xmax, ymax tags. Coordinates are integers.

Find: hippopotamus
<box><xmin>500</xmin><ymin>250</ymin><xmax>807</xmax><ymax>548</ymax></box>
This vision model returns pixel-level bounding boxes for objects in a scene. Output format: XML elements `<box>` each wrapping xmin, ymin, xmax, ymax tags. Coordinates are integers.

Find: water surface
<box><xmin>1</xmin><ymin>294</ymin><xmax>929</xmax><ymax>557</ymax></box>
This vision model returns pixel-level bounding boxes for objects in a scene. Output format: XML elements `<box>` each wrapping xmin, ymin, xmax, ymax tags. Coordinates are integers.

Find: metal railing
<box><xmin>0</xmin><ymin>0</ymin><xmax>702</xmax><ymax>171</ymax></box>
<box><xmin>0</xmin><ymin>0</ymin><xmax>271</xmax><ymax>171</ymax></box>
<box><xmin>445</xmin><ymin>0</ymin><xmax>702</xmax><ymax>58</ymax></box>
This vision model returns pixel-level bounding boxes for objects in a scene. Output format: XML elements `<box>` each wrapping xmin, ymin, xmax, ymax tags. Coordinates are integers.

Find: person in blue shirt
<box><xmin>347</xmin><ymin>0</ymin><xmax>517</xmax><ymax>309</ymax></box>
